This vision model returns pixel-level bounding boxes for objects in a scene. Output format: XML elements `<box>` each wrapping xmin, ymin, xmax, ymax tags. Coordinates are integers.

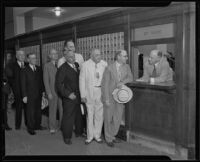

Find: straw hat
<box><xmin>41</xmin><ymin>96</ymin><xmax>48</xmax><ymax>110</ymax></box>
<box><xmin>112</xmin><ymin>85</ymin><xmax>133</xmax><ymax>104</ymax></box>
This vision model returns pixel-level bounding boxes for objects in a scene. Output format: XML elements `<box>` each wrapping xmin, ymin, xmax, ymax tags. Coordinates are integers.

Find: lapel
<box><xmin>89</xmin><ymin>59</ymin><xmax>95</xmax><ymax>84</ymax></box>
<box><xmin>120</xmin><ymin>64</ymin><xmax>128</xmax><ymax>80</ymax></box>
<box><xmin>111</xmin><ymin>62</ymin><xmax>119</xmax><ymax>82</ymax></box>
<box><xmin>65</xmin><ymin>62</ymin><xmax>77</xmax><ymax>74</ymax></box>
<box><xmin>15</xmin><ymin>61</ymin><xmax>21</xmax><ymax>70</ymax></box>
<box><xmin>49</xmin><ymin>61</ymin><xmax>57</xmax><ymax>73</ymax></box>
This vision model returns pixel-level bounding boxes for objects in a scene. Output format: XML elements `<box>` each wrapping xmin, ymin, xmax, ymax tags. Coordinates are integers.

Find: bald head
<box><xmin>115</xmin><ymin>49</ymin><xmax>128</xmax><ymax>64</ymax></box>
<box><xmin>16</xmin><ymin>50</ymin><xmax>25</xmax><ymax>62</ymax></box>
<box><xmin>148</xmin><ymin>50</ymin><xmax>162</xmax><ymax>65</ymax></box>
<box><xmin>91</xmin><ymin>48</ymin><xmax>101</xmax><ymax>64</ymax></box>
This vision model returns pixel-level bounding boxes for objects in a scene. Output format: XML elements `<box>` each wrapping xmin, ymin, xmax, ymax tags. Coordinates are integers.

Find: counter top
<box><xmin>127</xmin><ymin>81</ymin><xmax>176</xmax><ymax>90</ymax></box>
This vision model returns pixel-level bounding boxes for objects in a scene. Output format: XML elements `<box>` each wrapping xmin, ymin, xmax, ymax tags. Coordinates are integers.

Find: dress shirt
<box><xmin>17</xmin><ymin>61</ymin><xmax>24</xmax><ymax>68</ymax></box>
<box><xmin>57</xmin><ymin>53</ymin><xmax>84</xmax><ymax>68</ymax></box>
<box><xmin>116</xmin><ymin>61</ymin><xmax>122</xmax><ymax>81</ymax></box>
<box><xmin>29</xmin><ymin>64</ymin><xmax>36</xmax><ymax>71</ymax></box>
<box><xmin>150</xmin><ymin>62</ymin><xmax>159</xmax><ymax>84</ymax></box>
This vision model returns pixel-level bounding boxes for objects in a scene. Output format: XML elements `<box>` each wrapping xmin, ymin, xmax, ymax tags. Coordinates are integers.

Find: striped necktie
<box><xmin>73</xmin><ymin>64</ymin><xmax>77</xmax><ymax>72</ymax></box>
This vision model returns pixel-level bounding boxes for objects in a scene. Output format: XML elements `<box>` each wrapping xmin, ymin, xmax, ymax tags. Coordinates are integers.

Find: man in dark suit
<box><xmin>55</xmin><ymin>50</ymin><xmax>83</xmax><ymax>145</ymax></box>
<box><xmin>8</xmin><ymin>50</ymin><xmax>28</xmax><ymax>130</ymax></box>
<box><xmin>21</xmin><ymin>53</ymin><xmax>45</xmax><ymax>135</ymax></box>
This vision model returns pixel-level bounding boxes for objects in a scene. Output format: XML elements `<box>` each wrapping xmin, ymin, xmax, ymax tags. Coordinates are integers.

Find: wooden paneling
<box><xmin>76</xmin><ymin>13</ymin><xmax>126</xmax><ymax>38</ymax></box>
<box><xmin>18</xmin><ymin>32</ymin><xmax>40</xmax><ymax>47</ymax></box>
<box><xmin>42</xmin><ymin>24</ymin><xmax>74</xmax><ymax>43</ymax></box>
<box><xmin>4</xmin><ymin>38</ymin><xmax>16</xmax><ymax>50</ymax></box>
<box><xmin>126</xmin><ymin>83</ymin><xmax>176</xmax><ymax>142</ymax></box>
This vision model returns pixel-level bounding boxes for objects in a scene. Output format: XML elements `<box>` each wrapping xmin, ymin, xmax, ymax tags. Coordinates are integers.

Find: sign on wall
<box><xmin>133</xmin><ymin>23</ymin><xmax>174</xmax><ymax>41</ymax></box>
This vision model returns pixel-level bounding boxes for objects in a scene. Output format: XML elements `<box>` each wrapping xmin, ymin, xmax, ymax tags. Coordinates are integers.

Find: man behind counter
<box><xmin>136</xmin><ymin>49</ymin><xmax>173</xmax><ymax>84</ymax></box>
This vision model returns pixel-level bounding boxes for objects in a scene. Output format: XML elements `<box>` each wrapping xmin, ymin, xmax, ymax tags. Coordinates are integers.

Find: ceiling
<box><xmin>13</xmin><ymin>7</ymin><xmax>124</xmax><ymax>20</ymax></box>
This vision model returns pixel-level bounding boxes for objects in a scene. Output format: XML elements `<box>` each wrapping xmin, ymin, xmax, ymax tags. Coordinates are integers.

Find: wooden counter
<box><xmin>125</xmin><ymin>81</ymin><xmax>176</xmax><ymax>142</ymax></box>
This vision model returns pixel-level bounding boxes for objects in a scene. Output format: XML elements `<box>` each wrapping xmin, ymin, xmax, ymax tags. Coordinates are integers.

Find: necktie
<box><xmin>95</xmin><ymin>64</ymin><xmax>99</xmax><ymax>79</ymax></box>
<box><xmin>151</xmin><ymin>65</ymin><xmax>157</xmax><ymax>77</ymax></box>
<box><xmin>33</xmin><ymin>66</ymin><xmax>36</xmax><ymax>72</ymax></box>
<box><xmin>21</xmin><ymin>62</ymin><xmax>24</xmax><ymax>68</ymax></box>
<box><xmin>73</xmin><ymin>64</ymin><xmax>77</xmax><ymax>72</ymax></box>
<box><xmin>54</xmin><ymin>62</ymin><xmax>57</xmax><ymax>69</ymax></box>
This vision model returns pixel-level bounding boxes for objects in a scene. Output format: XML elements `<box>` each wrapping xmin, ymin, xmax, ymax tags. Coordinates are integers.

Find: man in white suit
<box><xmin>79</xmin><ymin>48</ymin><xmax>107</xmax><ymax>144</ymax></box>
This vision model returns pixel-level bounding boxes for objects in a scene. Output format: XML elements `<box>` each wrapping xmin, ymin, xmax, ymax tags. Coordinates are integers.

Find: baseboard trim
<box><xmin>127</xmin><ymin>131</ymin><xmax>188</xmax><ymax>160</ymax></box>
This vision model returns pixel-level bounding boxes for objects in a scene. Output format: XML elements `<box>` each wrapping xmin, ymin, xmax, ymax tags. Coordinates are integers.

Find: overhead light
<box><xmin>52</xmin><ymin>7</ymin><xmax>64</xmax><ymax>17</ymax></box>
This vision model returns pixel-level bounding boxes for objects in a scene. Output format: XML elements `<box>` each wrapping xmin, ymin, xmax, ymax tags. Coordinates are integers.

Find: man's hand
<box><xmin>136</xmin><ymin>78</ymin><xmax>148</xmax><ymax>82</ymax></box>
<box><xmin>23</xmin><ymin>97</ymin><xmax>27</xmax><ymax>103</ymax></box>
<box><xmin>48</xmin><ymin>93</ymin><xmax>53</xmax><ymax>100</ymax></box>
<box><xmin>81</xmin><ymin>98</ymin><xmax>87</xmax><ymax>103</ymax></box>
<box><xmin>117</xmin><ymin>82</ymin><xmax>123</xmax><ymax>89</ymax></box>
<box><xmin>68</xmin><ymin>92</ymin><xmax>76</xmax><ymax>100</ymax></box>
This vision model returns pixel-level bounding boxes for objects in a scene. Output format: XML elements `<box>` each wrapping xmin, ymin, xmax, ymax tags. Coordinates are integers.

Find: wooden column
<box><xmin>39</xmin><ymin>33</ymin><xmax>43</xmax><ymax>66</ymax></box>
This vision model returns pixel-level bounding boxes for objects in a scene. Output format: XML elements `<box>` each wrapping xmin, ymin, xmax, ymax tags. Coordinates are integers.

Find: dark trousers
<box><xmin>61</xmin><ymin>100</ymin><xmax>83</xmax><ymax>139</ymax></box>
<box><xmin>3</xmin><ymin>93</ymin><xmax>9</xmax><ymax>127</ymax></box>
<box><xmin>26</xmin><ymin>96</ymin><xmax>42</xmax><ymax>130</ymax></box>
<box><xmin>14</xmin><ymin>95</ymin><xmax>27</xmax><ymax>128</ymax></box>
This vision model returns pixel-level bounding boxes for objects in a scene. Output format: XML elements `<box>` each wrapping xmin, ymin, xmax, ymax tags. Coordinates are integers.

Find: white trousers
<box><xmin>86</xmin><ymin>87</ymin><xmax>103</xmax><ymax>141</ymax></box>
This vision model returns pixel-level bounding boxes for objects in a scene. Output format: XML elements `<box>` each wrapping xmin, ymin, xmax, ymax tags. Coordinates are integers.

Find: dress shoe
<box><xmin>106</xmin><ymin>142</ymin><xmax>114</xmax><ymax>147</ymax></box>
<box><xmin>27</xmin><ymin>129</ymin><xmax>36</xmax><ymax>135</ymax></box>
<box><xmin>64</xmin><ymin>139</ymin><xmax>72</xmax><ymax>145</ymax></box>
<box><xmin>5</xmin><ymin>125</ymin><xmax>12</xmax><ymax>131</ymax></box>
<box><xmin>113</xmin><ymin>138</ymin><xmax>122</xmax><ymax>143</ymax></box>
<box><xmin>75</xmin><ymin>134</ymin><xmax>85</xmax><ymax>138</ymax></box>
<box><xmin>85</xmin><ymin>139</ymin><xmax>93</xmax><ymax>145</ymax></box>
<box><xmin>82</xmin><ymin>132</ymin><xmax>87</xmax><ymax>137</ymax></box>
<box><xmin>36</xmin><ymin>126</ymin><xmax>47</xmax><ymax>130</ymax></box>
<box><xmin>50</xmin><ymin>129</ymin><xmax>56</xmax><ymax>134</ymax></box>
<box><xmin>95</xmin><ymin>138</ymin><xmax>103</xmax><ymax>144</ymax></box>
<box><xmin>15</xmin><ymin>127</ymin><xmax>20</xmax><ymax>130</ymax></box>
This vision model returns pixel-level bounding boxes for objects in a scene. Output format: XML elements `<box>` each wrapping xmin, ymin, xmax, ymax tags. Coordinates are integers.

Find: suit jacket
<box><xmin>101</xmin><ymin>62</ymin><xmax>133</xmax><ymax>104</ymax></box>
<box><xmin>141</xmin><ymin>57</ymin><xmax>173</xmax><ymax>83</ymax></box>
<box><xmin>21</xmin><ymin>65</ymin><xmax>44</xmax><ymax>99</ymax></box>
<box><xmin>55</xmin><ymin>62</ymin><xmax>81</xmax><ymax>104</ymax></box>
<box><xmin>7</xmin><ymin>61</ymin><xmax>28</xmax><ymax>97</ymax></box>
<box><xmin>79</xmin><ymin>59</ymin><xmax>107</xmax><ymax>102</ymax></box>
<box><xmin>43</xmin><ymin>61</ymin><xmax>57</xmax><ymax>96</ymax></box>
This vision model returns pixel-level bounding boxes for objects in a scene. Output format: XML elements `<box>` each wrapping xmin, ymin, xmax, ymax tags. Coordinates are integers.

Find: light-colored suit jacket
<box><xmin>79</xmin><ymin>59</ymin><xmax>107</xmax><ymax>103</ymax></box>
<box><xmin>43</xmin><ymin>61</ymin><xmax>57</xmax><ymax>96</ymax></box>
<box><xmin>141</xmin><ymin>57</ymin><xmax>173</xmax><ymax>83</ymax></box>
<box><xmin>101</xmin><ymin>61</ymin><xmax>133</xmax><ymax>104</ymax></box>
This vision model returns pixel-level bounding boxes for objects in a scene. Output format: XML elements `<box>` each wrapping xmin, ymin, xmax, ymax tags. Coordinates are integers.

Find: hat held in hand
<box><xmin>112</xmin><ymin>85</ymin><xmax>133</xmax><ymax>104</ymax></box>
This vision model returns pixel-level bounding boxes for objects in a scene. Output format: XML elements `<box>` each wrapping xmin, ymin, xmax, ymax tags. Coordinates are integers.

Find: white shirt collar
<box><xmin>90</xmin><ymin>59</ymin><xmax>101</xmax><ymax>67</ymax></box>
<box><xmin>116</xmin><ymin>61</ymin><xmax>122</xmax><ymax>69</ymax></box>
<box><xmin>67</xmin><ymin>62</ymin><xmax>74</xmax><ymax>68</ymax></box>
<box><xmin>29</xmin><ymin>64</ymin><xmax>35</xmax><ymax>70</ymax></box>
<box><xmin>17</xmin><ymin>60</ymin><xmax>22</xmax><ymax>66</ymax></box>
<box><xmin>155</xmin><ymin>61</ymin><xmax>160</xmax><ymax>67</ymax></box>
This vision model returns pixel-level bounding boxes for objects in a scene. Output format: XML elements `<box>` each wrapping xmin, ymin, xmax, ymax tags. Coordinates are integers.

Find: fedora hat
<box><xmin>112</xmin><ymin>85</ymin><xmax>133</xmax><ymax>104</ymax></box>
<box><xmin>41</xmin><ymin>96</ymin><xmax>48</xmax><ymax>110</ymax></box>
